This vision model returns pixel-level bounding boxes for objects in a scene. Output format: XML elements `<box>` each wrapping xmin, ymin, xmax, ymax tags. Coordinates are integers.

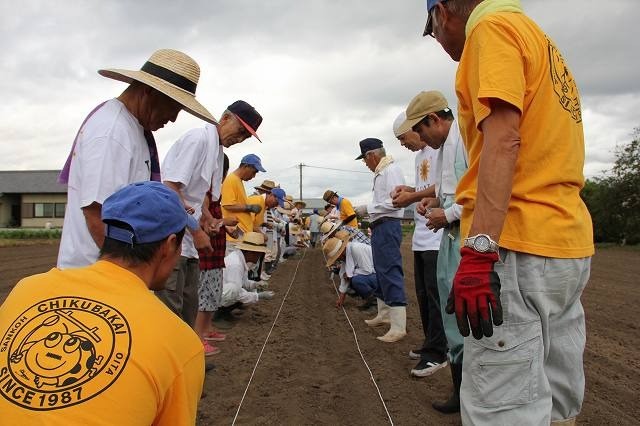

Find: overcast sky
<box><xmin>1</xmin><ymin>0</ymin><xmax>638</xmax><ymax>204</ymax></box>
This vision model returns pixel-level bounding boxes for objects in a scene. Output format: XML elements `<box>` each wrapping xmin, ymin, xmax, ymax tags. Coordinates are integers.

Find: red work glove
<box><xmin>446</xmin><ymin>247</ymin><xmax>503</xmax><ymax>339</ymax></box>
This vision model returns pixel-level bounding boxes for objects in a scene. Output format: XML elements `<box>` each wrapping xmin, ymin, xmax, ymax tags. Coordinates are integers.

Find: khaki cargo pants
<box><xmin>461</xmin><ymin>249</ymin><xmax>591</xmax><ymax>425</ymax></box>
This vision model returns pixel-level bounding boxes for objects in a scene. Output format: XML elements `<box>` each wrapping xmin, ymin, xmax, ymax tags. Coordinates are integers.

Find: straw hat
<box><xmin>320</xmin><ymin>220</ymin><xmax>334</xmax><ymax>235</ymax></box>
<box><xmin>98</xmin><ymin>49</ymin><xmax>217</xmax><ymax>125</ymax></box>
<box><xmin>290</xmin><ymin>224</ymin><xmax>303</xmax><ymax>235</ymax></box>
<box><xmin>323</xmin><ymin>189</ymin><xmax>337</xmax><ymax>202</ymax></box>
<box><xmin>254</xmin><ymin>179</ymin><xmax>276</xmax><ymax>193</ymax></box>
<box><xmin>277</xmin><ymin>201</ymin><xmax>294</xmax><ymax>215</ymax></box>
<box><xmin>334</xmin><ymin>229</ymin><xmax>352</xmax><ymax>241</ymax></box>
<box><xmin>234</xmin><ymin>232</ymin><xmax>268</xmax><ymax>253</ymax></box>
<box><xmin>294</xmin><ymin>200</ymin><xmax>306</xmax><ymax>208</ymax></box>
<box><xmin>323</xmin><ymin>237</ymin><xmax>349</xmax><ymax>267</ymax></box>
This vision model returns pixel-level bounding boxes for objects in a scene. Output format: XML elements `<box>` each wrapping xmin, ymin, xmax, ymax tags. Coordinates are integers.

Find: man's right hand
<box><xmin>392</xmin><ymin>186</ymin><xmax>415</xmax><ymax>208</ymax></box>
<box><xmin>416</xmin><ymin>197</ymin><xmax>438</xmax><ymax>216</ymax></box>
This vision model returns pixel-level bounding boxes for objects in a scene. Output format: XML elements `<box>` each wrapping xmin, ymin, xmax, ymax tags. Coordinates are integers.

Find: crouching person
<box><xmin>324</xmin><ymin>231</ymin><xmax>377</xmax><ymax>310</ymax></box>
<box><xmin>220</xmin><ymin>232</ymin><xmax>275</xmax><ymax>315</ymax></box>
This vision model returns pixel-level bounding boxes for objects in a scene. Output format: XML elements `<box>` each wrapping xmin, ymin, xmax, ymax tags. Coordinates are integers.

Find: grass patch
<box><xmin>0</xmin><ymin>228</ymin><xmax>62</xmax><ymax>240</ymax></box>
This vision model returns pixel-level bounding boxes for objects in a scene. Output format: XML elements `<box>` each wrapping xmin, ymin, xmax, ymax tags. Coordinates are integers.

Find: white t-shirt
<box><xmin>162</xmin><ymin>124</ymin><xmax>223</xmax><ymax>258</ymax></box>
<box><xmin>339</xmin><ymin>241</ymin><xmax>375</xmax><ymax>293</ymax></box>
<box><xmin>58</xmin><ymin>99</ymin><xmax>151</xmax><ymax>269</ymax></box>
<box><xmin>412</xmin><ymin>146</ymin><xmax>443</xmax><ymax>251</ymax></box>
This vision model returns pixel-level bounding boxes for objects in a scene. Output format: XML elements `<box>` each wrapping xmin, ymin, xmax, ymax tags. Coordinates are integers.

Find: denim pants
<box><xmin>370</xmin><ymin>218</ymin><xmax>406</xmax><ymax>306</ymax></box>
<box><xmin>460</xmin><ymin>250</ymin><xmax>591</xmax><ymax>425</ymax></box>
<box><xmin>414</xmin><ymin>250</ymin><xmax>447</xmax><ymax>361</ymax></box>
<box><xmin>350</xmin><ymin>273</ymin><xmax>377</xmax><ymax>298</ymax></box>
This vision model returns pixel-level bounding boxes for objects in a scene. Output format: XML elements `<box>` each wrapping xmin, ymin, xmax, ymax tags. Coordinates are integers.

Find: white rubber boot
<box><xmin>364</xmin><ymin>298</ymin><xmax>390</xmax><ymax>327</ymax></box>
<box><xmin>377</xmin><ymin>306</ymin><xmax>407</xmax><ymax>342</ymax></box>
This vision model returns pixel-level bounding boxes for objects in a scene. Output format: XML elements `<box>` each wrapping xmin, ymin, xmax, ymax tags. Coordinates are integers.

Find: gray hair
<box><xmin>368</xmin><ymin>147</ymin><xmax>386</xmax><ymax>158</ymax></box>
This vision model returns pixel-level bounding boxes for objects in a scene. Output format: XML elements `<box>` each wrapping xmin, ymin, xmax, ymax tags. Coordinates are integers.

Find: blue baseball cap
<box><xmin>240</xmin><ymin>153</ymin><xmax>266</xmax><ymax>172</ymax></box>
<box><xmin>270</xmin><ymin>187</ymin><xmax>286</xmax><ymax>207</ymax></box>
<box><xmin>102</xmin><ymin>181</ymin><xmax>198</xmax><ymax>245</ymax></box>
<box><xmin>355</xmin><ymin>138</ymin><xmax>384</xmax><ymax>160</ymax></box>
<box><xmin>423</xmin><ymin>0</ymin><xmax>445</xmax><ymax>37</ymax></box>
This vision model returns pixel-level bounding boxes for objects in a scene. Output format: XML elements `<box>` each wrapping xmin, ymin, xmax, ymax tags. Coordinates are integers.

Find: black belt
<box><xmin>370</xmin><ymin>217</ymin><xmax>400</xmax><ymax>230</ymax></box>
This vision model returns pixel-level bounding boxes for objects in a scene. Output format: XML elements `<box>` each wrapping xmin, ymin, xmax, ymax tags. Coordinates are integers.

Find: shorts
<box><xmin>198</xmin><ymin>268</ymin><xmax>223</xmax><ymax>312</ymax></box>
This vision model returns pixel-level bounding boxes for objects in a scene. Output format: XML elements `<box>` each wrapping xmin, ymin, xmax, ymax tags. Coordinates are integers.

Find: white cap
<box><xmin>393</xmin><ymin>111</ymin><xmax>408</xmax><ymax>137</ymax></box>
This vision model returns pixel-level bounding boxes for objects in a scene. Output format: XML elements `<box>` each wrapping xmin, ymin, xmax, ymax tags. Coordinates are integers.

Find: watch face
<box><xmin>474</xmin><ymin>235</ymin><xmax>490</xmax><ymax>252</ymax></box>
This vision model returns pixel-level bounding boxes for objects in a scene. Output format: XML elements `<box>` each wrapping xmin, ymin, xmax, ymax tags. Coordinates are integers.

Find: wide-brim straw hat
<box><xmin>290</xmin><ymin>224</ymin><xmax>303</xmax><ymax>235</ymax></box>
<box><xmin>235</xmin><ymin>231</ymin><xmax>268</xmax><ymax>253</ymax></box>
<box><xmin>323</xmin><ymin>236</ymin><xmax>349</xmax><ymax>267</ymax></box>
<box><xmin>294</xmin><ymin>200</ymin><xmax>306</xmax><ymax>208</ymax></box>
<box><xmin>254</xmin><ymin>179</ymin><xmax>276</xmax><ymax>193</ymax></box>
<box><xmin>98</xmin><ymin>49</ymin><xmax>217</xmax><ymax>125</ymax></box>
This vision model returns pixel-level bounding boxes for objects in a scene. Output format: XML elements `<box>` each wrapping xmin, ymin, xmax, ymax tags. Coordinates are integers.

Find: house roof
<box><xmin>0</xmin><ymin>170</ymin><xmax>66</xmax><ymax>194</ymax></box>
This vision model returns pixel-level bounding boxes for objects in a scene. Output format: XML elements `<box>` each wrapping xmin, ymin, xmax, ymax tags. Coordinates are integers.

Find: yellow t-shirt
<box><xmin>338</xmin><ymin>197</ymin><xmax>358</xmax><ymax>228</ymax></box>
<box><xmin>221</xmin><ymin>173</ymin><xmax>252</xmax><ymax>241</ymax></box>
<box><xmin>247</xmin><ymin>194</ymin><xmax>266</xmax><ymax>230</ymax></box>
<box><xmin>0</xmin><ymin>261</ymin><xmax>204</xmax><ymax>426</ymax></box>
<box><xmin>455</xmin><ymin>12</ymin><xmax>594</xmax><ymax>258</ymax></box>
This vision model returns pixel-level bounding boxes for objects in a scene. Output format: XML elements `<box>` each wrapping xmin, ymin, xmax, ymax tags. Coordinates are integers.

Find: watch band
<box><xmin>464</xmin><ymin>234</ymin><xmax>499</xmax><ymax>253</ymax></box>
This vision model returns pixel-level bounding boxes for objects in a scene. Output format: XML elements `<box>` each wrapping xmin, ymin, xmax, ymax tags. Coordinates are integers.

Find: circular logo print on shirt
<box><xmin>419</xmin><ymin>158</ymin><xmax>430</xmax><ymax>182</ymax></box>
<box><xmin>0</xmin><ymin>297</ymin><xmax>131</xmax><ymax>411</ymax></box>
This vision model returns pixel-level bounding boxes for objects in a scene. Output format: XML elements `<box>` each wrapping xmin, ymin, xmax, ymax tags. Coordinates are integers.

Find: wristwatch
<box><xmin>464</xmin><ymin>234</ymin><xmax>499</xmax><ymax>253</ymax></box>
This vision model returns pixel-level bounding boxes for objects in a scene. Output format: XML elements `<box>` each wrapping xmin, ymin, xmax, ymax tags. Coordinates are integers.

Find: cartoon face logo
<box><xmin>0</xmin><ymin>298</ymin><xmax>131</xmax><ymax>411</ymax></box>
<box><xmin>548</xmin><ymin>37</ymin><xmax>582</xmax><ymax>123</ymax></box>
<box><xmin>22</xmin><ymin>328</ymin><xmax>99</xmax><ymax>388</ymax></box>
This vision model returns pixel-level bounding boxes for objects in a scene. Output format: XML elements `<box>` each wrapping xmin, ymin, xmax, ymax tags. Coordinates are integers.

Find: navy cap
<box><xmin>240</xmin><ymin>153</ymin><xmax>266</xmax><ymax>172</ymax></box>
<box><xmin>227</xmin><ymin>100</ymin><xmax>263</xmax><ymax>142</ymax></box>
<box><xmin>102</xmin><ymin>181</ymin><xmax>198</xmax><ymax>245</ymax></box>
<box><xmin>355</xmin><ymin>138</ymin><xmax>384</xmax><ymax>160</ymax></box>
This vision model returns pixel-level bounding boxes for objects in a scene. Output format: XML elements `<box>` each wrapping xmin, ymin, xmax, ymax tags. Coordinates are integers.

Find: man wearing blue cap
<box><xmin>424</xmin><ymin>1</ymin><xmax>593</xmax><ymax>425</ymax></box>
<box><xmin>156</xmin><ymin>101</ymin><xmax>262</xmax><ymax>349</ymax></box>
<box><xmin>0</xmin><ymin>181</ymin><xmax>203</xmax><ymax>425</ymax></box>
<box><xmin>221</xmin><ymin>154</ymin><xmax>267</xmax><ymax>244</ymax></box>
<box><xmin>354</xmin><ymin>138</ymin><xmax>407</xmax><ymax>343</ymax></box>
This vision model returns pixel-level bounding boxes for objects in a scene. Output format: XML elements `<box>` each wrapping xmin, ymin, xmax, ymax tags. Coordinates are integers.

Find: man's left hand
<box><xmin>446</xmin><ymin>247</ymin><xmax>503</xmax><ymax>339</ymax></box>
<box><xmin>426</xmin><ymin>208</ymin><xmax>448</xmax><ymax>231</ymax></box>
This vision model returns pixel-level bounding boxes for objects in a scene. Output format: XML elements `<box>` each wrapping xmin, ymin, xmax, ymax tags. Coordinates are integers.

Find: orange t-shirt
<box><xmin>221</xmin><ymin>173</ymin><xmax>253</xmax><ymax>241</ymax></box>
<box><xmin>455</xmin><ymin>12</ymin><xmax>593</xmax><ymax>258</ymax></box>
<box><xmin>247</xmin><ymin>194</ymin><xmax>266</xmax><ymax>230</ymax></box>
<box><xmin>338</xmin><ymin>197</ymin><xmax>358</xmax><ymax>228</ymax></box>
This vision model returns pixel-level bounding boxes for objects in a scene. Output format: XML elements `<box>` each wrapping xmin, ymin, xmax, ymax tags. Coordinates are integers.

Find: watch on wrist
<box><xmin>464</xmin><ymin>234</ymin><xmax>499</xmax><ymax>253</ymax></box>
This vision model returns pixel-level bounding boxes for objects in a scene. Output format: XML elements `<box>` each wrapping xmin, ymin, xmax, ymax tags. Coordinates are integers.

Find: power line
<box><xmin>302</xmin><ymin>164</ymin><xmax>369</xmax><ymax>174</ymax></box>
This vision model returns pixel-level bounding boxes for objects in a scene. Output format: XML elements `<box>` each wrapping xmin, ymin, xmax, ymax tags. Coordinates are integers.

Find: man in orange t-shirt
<box><xmin>424</xmin><ymin>0</ymin><xmax>593</xmax><ymax>424</ymax></box>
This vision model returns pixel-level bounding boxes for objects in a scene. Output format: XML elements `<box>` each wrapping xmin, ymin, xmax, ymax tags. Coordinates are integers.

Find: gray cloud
<box><xmin>1</xmin><ymin>0</ymin><xmax>638</xmax><ymax>201</ymax></box>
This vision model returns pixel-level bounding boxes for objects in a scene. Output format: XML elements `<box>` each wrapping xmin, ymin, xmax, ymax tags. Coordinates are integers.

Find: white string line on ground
<box><xmin>231</xmin><ymin>249</ymin><xmax>307</xmax><ymax>426</ymax></box>
<box><xmin>323</xmin><ymin>253</ymin><xmax>395</xmax><ymax>426</ymax></box>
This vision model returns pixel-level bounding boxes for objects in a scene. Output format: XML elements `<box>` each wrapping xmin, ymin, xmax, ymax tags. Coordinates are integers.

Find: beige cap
<box><xmin>397</xmin><ymin>91</ymin><xmax>450</xmax><ymax>136</ymax></box>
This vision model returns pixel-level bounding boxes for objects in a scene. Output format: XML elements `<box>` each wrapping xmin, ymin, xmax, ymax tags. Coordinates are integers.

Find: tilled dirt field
<box><xmin>0</xmin><ymin>241</ymin><xmax>638</xmax><ymax>425</ymax></box>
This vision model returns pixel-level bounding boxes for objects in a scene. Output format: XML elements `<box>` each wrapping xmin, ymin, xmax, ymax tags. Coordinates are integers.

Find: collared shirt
<box><xmin>341</xmin><ymin>225</ymin><xmax>371</xmax><ymax>246</ymax></box>
<box><xmin>367</xmin><ymin>161</ymin><xmax>405</xmax><ymax>223</ymax></box>
<box><xmin>433</xmin><ymin>119</ymin><xmax>467</xmax><ymax>224</ymax></box>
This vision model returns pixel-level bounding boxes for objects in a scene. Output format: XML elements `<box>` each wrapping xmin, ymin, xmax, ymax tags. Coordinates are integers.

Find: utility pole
<box><xmin>298</xmin><ymin>163</ymin><xmax>304</xmax><ymax>200</ymax></box>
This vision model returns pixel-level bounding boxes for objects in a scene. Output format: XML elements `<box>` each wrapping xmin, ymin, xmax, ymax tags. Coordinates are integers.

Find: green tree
<box><xmin>611</xmin><ymin>129</ymin><xmax>640</xmax><ymax>244</ymax></box>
